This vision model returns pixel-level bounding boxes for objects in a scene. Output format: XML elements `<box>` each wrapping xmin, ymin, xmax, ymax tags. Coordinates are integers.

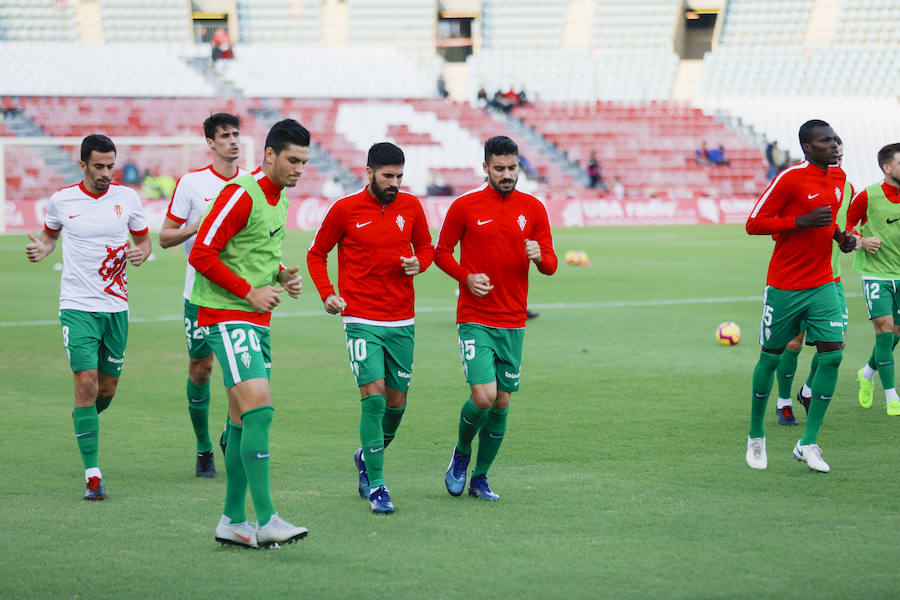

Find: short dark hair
<box><xmin>81</xmin><ymin>134</ymin><xmax>116</xmax><ymax>162</ymax></box>
<box><xmin>203</xmin><ymin>113</ymin><xmax>240</xmax><ymax>140</ymax></box>
<box><xmin>877</xmin><ymin>143</ymin><xmax>900</xmax><ymax>169</ymax></box>
<box><xmin>484</xmin><ymin>135</ymin><xmax>518</xmax><ymax>163</ymax></box>
<box><xmin>265</xmin><ymin>119</ymin><xmax>310</xmax><ymax>154</ymax></box>
<box><xmin>367</xmin><ymin>142</ymin><xmax>404</xmax><ymax>170</ymax></box>
<box><xmin>798</xmin><ymin>119</ymin><xmax>831</xmax><ymax>146</ymax></box>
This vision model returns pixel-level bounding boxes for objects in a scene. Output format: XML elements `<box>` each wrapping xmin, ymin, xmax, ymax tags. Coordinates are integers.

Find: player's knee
<box><xmin>816</xmin><ymin>348</ymin><xmax>843</xmax><ymax>369</ymax></box>
<box><xmin>360</xmin><ymin>379</ymin><xmax>386</xmax><ymax>397</ymax></box>
<box><xmin>786</xmin><ymin>338</ymin><xmax>803</xmax><ymax>351</ymax></box>
<box><xmin>189</xmin><ymin>357</ymin><xmax>213</xmax><ymax>385</ymax></box>
<box><xmin>471</xmin><ymin>389</ymin><xmax>496</xmax><ymax>409</ymax></box>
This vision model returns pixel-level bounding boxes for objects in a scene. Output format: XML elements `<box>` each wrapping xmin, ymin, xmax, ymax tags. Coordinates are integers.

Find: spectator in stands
<box><xmin>426</xmin><ymin>170</ymin><xmax>453</xmax><ymax>196</ymax></box>
<box><xmin>489</xmin><ymin>90</ymin><xmax>513</xmax><ymax>114</ymax></box>
<box><xmin>211</xmin><ymin>27</ymin><xmax>234</xmax><ymax>63</ymax></box>
<box><xmin>322</xmin><ymin>175</ymin><xmax>344</xmax><ymax>199</ymax></box>
<box><xmin>765</xmin><ymin>140</ymin><xmax>789</xmax><ymax>179</ymax></box>
<box><xmin>476</xmin><ymin>87</ymin><xmax>488</xmax><ymax>109</ymax></box>
<box><xmin>518</xmin><ymin>155</ymin><xmax>536</xmax><ymax>177</ymax></box>
<box><xmin>437</xmin><ymin>76</ymin><xmax>449</xmax><ymax>99</ymax></box>
<box><xmin>586</xmin><ymin>151</ymin><xmax>604</xmax><ymax>189</ymax></box>
<box><xmin>122</xmin><ymin>159</ymin><xmax>140</xmax><ymax>184</ymax></box>
<box><xmin>708</xmin><ymin>145</ymin><xmax>731</xmax><ymax>166</ymax></box>
<box><xmin>695</xmin><ymin>142</ymin><xmax>712</xmax><ymax>165</ymax></box>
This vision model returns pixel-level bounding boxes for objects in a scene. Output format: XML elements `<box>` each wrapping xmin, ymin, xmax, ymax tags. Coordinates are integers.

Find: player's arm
<box><xmin>401</xmin><ymin>203</ymin><xmax>435</xmax><ymax>276</ymax></box>
<box><xmin>747</xmin><ymin>177</ymin><xmax>830</xmax><ymax>234</ymax></box>
<box><xmin>434</xmin><ymin>203</ymin><xmax>492</xmax><ymax>296</ymax></box>
<box><xmin>526</xmin><ymin>203</ymin><xmax>558</xmax><ymax>275</ymax></box>
<box><xmin>25</xmin><ymin>229</ymin><xmax>59</xmax><ymax>262</ymax></box>
<box><xmin>276</xmin><ymin>264</ymin><xmax>302</xmax><ymax>299</ymax></box>
<box><xmin>306</xmin><ymin>203</ymin><xmax>345</xmax><ymax>312</ymax></box>
<box><xmin>127</xmin><ymin>232</ymin><xmax>152</xmax><ymax>266</ymax></box>
<box><xmin>848</xmin><ymin>189</ymin><xmax>880</xmax><ymax>254</ymax></box>
<box><xmin>159</xmin><ymin>216</ymin><xmax>200</xmax><ymax>249</ymax></box>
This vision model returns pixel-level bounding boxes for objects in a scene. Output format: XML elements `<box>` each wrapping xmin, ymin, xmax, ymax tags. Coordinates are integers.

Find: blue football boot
<box><xmin>354</xmin><ymin>448</ymin><xmax>370</xmax><ymax>498</ymax></box>
<box><xmin>468</xmin><ymin>474</ymin><xmax>500</xmax><ymax>501</ymax></box>
<box><xmin>444</xmin><ymin>447</ymin><xmax>470</xmax><ymax>496</ymax></box>
<box><xmin>368</xmin><ymin>485</ymin><xmax>395</xmax><ymax>514</ymax></box>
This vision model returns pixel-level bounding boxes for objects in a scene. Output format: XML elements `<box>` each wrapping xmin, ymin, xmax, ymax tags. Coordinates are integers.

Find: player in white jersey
<box><xmin>25</xmin><ymin>134</ymin><xmax>150</xmax><ymax>501</ymax></box>
<box><xmin>159</xmin><ymin>113</ymin><xmax>246</xmax><ymax>477</ymax></box>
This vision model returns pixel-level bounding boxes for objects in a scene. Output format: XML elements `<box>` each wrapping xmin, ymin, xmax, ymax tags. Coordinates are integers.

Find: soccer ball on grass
<box><xmin>716</xmin><ymin>322</ymin><xmax>741</xmax><ymax>346</ymax></box>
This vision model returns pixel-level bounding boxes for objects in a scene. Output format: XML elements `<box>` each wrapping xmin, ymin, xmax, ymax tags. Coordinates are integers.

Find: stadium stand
<box><xmin>98</xmin><ymin>0</ymin><xmax>192</xmax><ymax>43</ymax></box>
<box><xmin>0</xmin><ymin>0</ymin><xmax>77</xmax><ymax>42</ymax></box>
<box><xmin>236</xmin><ymin>0</ymin><xmax>322</xmax><ymax>44</ymax></box>
<box><xmin>346</xmin><ymin>0</ymin><xmax>436</xmax><ymax>70</ymax></box>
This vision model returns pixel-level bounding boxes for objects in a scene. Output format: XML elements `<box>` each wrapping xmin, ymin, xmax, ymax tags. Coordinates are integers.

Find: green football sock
<box><xmin>865</xmin><ymin>336</ymin><xmax>899</xmax><ymax>371</ymax></box>
<box><xmin>874</xmin><ymin>331</ymin><xmax>895</xmax><ymax>390</ymax></box>
<box><xmin>749</xmin><ymin>350</ymin><xmax>781</xmax><ymax>439</ymax></box>
<box><xmin>223</xmin><ymin>420</ymin><xmax>247</xmax><ymax>524</ymax></box>
<box><xmin>776</xmin><ymin>347</ymin><xmax>801</xmax><ymax>399</ymax></box>
<box><xmin>473</xmin><ymin>406</ymin><xmax>509</xmax><ymax>477</ymax></box>
<box><xmin>457</xmin><ymin>396</ymin><xmax>488</xmax><ymax>455</ymax></box>
<box><xmin>360</xmin><ymin>394</ymin><xmax>387</xmax><ymax>489</ymax></box>
<box><xmin>801</xmin><ymin>349</ymin><xmax>842</xmax><ymax>445</ymax></box>
<box><xmin>805</xmin><ymin>351</ymin><xmax>820</xmax><ymax>389</ymax></box>
<box><xmin>72</xmin><ymin>406</ymin><xmax>99</xmax><ymax>470</ymax></box>
<box><xmin>241</xmin><ymin>406</ymin><xmax>275</xmax><ymax>527</ymax></box>
<box><xmin>187</xmin><ymin>378</ymin><xmax>212</xmax><ymax>453</ymax></box>
<box><xmin>382</xmin><ymin>404</ymin><xmax>405</xmax><ymax>449</ymax></box>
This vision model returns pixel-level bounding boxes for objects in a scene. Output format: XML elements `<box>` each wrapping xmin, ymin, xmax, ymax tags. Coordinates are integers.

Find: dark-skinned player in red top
<box><xmin>307</xmin><ymin>142</ymin><xmax>434</xmax><ymax>514</ymax></box>
<box><xmin>744</xmin><ymin>119</ymin><xmax>856</xmax><ymax>473</ymax></box>
<box><xmin>436</xmin><ymin>135</ymin><xmax>557</xmax><ymax>501</ymax></box>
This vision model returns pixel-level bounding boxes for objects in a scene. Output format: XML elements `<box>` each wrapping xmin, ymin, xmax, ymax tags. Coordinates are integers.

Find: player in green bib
<box><xmin>774</xmin><ymin>138</ymin><xmax>855</xmax><ymax>424</ymax></box>
<box><xmin>849</xmin><ymin>143</ymin><xmax>900</xmax><ymax>416</ymax></box>
<box><xmin>189</xmin><ymin>119</ymin><xmax>309</xmax><ymax>549</ymax></box>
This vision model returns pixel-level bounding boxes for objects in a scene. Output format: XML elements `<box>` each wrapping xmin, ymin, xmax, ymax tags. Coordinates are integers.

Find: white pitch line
<box><xmin>0</xmin><ymin>292</ymin><xmax>863</xmax><ymax>328</ymax></box>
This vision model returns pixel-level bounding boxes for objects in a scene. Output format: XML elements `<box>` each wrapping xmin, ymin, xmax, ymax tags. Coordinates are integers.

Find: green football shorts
<box><xmin>798</xmin><ymin>280</ymin><xmax>849</xmax><ymax>341</ymax></box>
<box><xmin>759</xmin><ymin>282</ymin><xmax>844</xmax><ymax>349</ymax></box>
<box><xmin>343</xmin><ymin>322</ymin><xmax>414</xmax><ymax>392</ymax></box>
<box><xmin>59</xmin><ymin>309</ymin><xmax>128</xmax><ymax>376</ymax></box>
<box><xmin>457</xmin><ymin>322</ymin><xmax>524</xmax><ymax>393</ymax></box>
<box><xmin>207</xmin><ymin>322</ymin><xmax>271</xmax><ymax>388</ymax></box>
<box><xmin>862</xmin><ymin>278</ymin><xmax>900</xmax><ymax>321</ymax></box>
<box><xmin>183</xmin><ymin>299</ymin><xmax>213</xmax><ymax>359</ymax></box>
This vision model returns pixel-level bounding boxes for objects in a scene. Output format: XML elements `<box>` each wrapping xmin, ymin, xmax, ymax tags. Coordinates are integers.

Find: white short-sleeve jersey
<box><xmin>44</xmin><ymin>182</ymin><xmax>148</xmax><ymax>312</ymax></box>
<box><xmin>165</xmin><ymin>165</ymin><xmax>247</xmax><ymax>300</ymax></box>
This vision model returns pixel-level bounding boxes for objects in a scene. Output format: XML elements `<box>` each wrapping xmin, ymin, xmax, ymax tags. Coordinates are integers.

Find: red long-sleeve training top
<box><xmin>746</xmin><ymin>161</ymin><xmax>847</xmax><ymax>290</ymax></box>
<box><xmin>306</xmin><ymin>187</ymin><xmax>434</xmax><ymax>322</ymax></box>
<box><xmin>435</xmin><ymin>183</ymin><xmax>557</xmax><ymax>328</ymax></box>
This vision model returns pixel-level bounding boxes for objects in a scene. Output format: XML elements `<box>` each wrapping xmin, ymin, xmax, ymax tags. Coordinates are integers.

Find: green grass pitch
<box><xmin>1</xmin><ymin>225</ymin><xmax>898</xmax><ymax>599</ymax></box>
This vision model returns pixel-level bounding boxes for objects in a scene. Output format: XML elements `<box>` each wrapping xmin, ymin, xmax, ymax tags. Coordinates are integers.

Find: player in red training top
<box><xmin>307</xmin><ymin>142</ymin><xmax>434</xmax><ymax>514</ymax></box>
<box><xmin>189</xmin><ymin>119</ymin><xmax>308</xmax><ymax>549</ymax></box>
<box><xmin>436</xmin><ymin>135</ymin><xmax>557</xmax><ymax>500</ymax></box>
<box><xmin>25</xmin><ymin>134</ymin><xmax>151</xmax><ymax>501</ymax></box>
<box><xmin>745</xmin><ymin>119</ymin><xmax>856</xmax><ymax>473</ymax></box>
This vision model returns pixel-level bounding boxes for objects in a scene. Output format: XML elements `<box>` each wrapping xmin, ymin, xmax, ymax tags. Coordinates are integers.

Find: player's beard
<box><xmin>491</xmin><ymin>174</ymin><xmax>517</xmax><ymax>195</ymax></box>
<box><xmin>372</xmin><ymin>179</ymin><xmax>398</xmax><ymax>204</ymax></box>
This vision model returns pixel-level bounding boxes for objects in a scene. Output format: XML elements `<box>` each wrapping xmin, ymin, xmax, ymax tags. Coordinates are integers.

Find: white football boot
<box><xmin>746</xmin><ymin>436</ymin><xmax>767</xmax><ymax>469</ymax></box>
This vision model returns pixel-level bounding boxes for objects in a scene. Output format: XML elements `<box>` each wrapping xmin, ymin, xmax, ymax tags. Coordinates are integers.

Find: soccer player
<box><xmin>159</xmin><ymin>113</ymin><xmax>247</xmax><ymax>477</ymax></box>
<box><xmin>25</xmin><ymin>134</ymin><xmax>150</xmax><ymax>500</ymax></box>
<box><xmin>189</xmin><ymin>119</ymin><xmax>309</xmax><ymax>549</ymax></box>
<box><xmin>745</xmin><ymin>120</ymin><xmax>856</xmax><ymax>473</ymax></box>
<box><xmin>848</xmin><ymin>143</ymin><xmax>900</xmax><ymax>416</ymax></box>
<box><xmin>436</xmin><ymin>135</ymin><xmax>557</xmax><ymax>500</ymax></box>
<box><xmin>773</xmin><ymin>137</ymin><xmax>855</xmax><ymax>425</ymax></box>
<box><xmin>306</xmin><ymin>142</ymin><xmax>434</xmax><ymax>514</ymax></box>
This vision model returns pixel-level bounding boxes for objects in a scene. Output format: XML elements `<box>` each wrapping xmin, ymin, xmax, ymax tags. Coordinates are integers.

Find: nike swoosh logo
<box><xmin>887</xmin><ymin>218</ymin><xmax>900</xmax><ymax>224</ymax></box>
<box><xmin>189</xmin><ymin>397</ymin><xmax>206</xmax><ymax>404</ymax></box>
<box><xmin>368</xmin><ymin>447</ymin><xmax>384</xmax><ymax>454</ymax></box>
<box><xmin>754</xmin><ymin>392</ymin><xmax>768</xmax><ymax>398</ymax></box>
<box><xmin>477</xmin><ymin>219</ymin><xmax>493</xmax><ymax>225</ymax></box>
<box><xmin>461</xmin><ymin>417</ymin><xmax>475</xmax><ymax>425</ymax></box>
<box><xmin>807</xmin><ymin>193</ymin><xmax>819</xmax><ymax>199</ymax></box>
<box><xmin>228</xmin><ymin>528</ymin><xmax>252</xmax><ymax>543</ymax></box>
<box><xmin>488</xmin><ymin>433</ymin><xmax>504</xmax><ymax>439</ymax></box>
<box><xmin>256</xmin><ymin>452</ymin><xmax>269</xmax><ymax>459</ymax></box>
<box><xmin>269</xmin><ymin>226</ymin><xmax>283</xmax><ymax>237</ymax></box>
<box><xmin>69</xmin><ymin>214</ymin><xmax>82</xmax><ymax>219</ymax></box>
<box><xmin>76</xmin><ymin>432</ymin><xmax>93</xmax><ymax>438</ymax></box>
<box><xmin>821</xmin><ymin>395</ymin><xmax>833</xmax><ymax>400</ymax></box>
<box><xmin>356</xmin><ymin>221</ymin><xmax>372</xmax><ymax>228</ymax></box>
<box><xmin>877</xmin><ymin>361</ymin><xmax>892</xmax><ymax>366</ymax></box>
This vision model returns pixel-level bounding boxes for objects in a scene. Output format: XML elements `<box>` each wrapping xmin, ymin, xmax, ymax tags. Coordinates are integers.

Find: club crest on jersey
<box><xmin>99</xmin><ymin>243</ymin><xmax>128</xmax><ymax>301</ymax></box>
<box><xmin>396</xmin><ymin>215</ymin><xmax>405</xmax><ymax>231</ymax></box>
<box><xmin>113</xmin><ymin>204</ymin><xmax>122</xmax><ymax>217</ymax></box>
<box><xmin>517</xmin><ymin>214</ymin><xmax>526</xmax><ymax>231</ymax></box>
<box><xmin>240</xmin><ymin>352</ymin><xmax>251</xmax><ymax>369</ymax></box>
<box><xmin>834</xmin><ymin>187</ymin><xmax>841</xmax><ymax>201</ymax></box>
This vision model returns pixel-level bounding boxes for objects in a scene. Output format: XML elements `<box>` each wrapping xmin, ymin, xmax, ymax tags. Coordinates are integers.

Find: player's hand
<box><xmin>796</xmin><ymin>206</ymin><xmax>832</xmax><ymax>228</ymax></box>
<box><xmin>188</xmin><ymin>220</ymin><xmax>202</xmax><ymax>237</ymax></box>
<box><xmin>324</xmin><ymin>293</ymin><xmax>347</xmax><ymax>314</ymax></box>
<box><xmin>525</xmin><ymin>239</ymin><xmax>541</xmax><ymax>263</ymax></box>
<box><xmin>836</xmin><ymin>230</ymin><xmax>857</xmax><ymax>253</ymax></box>
<box><xmin>25</xmin><ymin>232</ymin><xmax>48</xmax><ymax>262</ymax></box>
<box><xmin>277</xmin><ymin>266</ymin><xmax>302</xmax><ymax>298</ymax></box>
<box><xmin>125</xmin><ymin>239</ymin><xmax>146</xmax><ymax>266</ymax></box>
<box><xmin>401</xmin><ymin>255</ymin><xmax>421</xmax><ymax>275</ymax></box>
<box><xmin>466</xmin><ymin>273</ymin><xmax>494</xmax><ymax>297</ymax></box>
<box><xmin>861</xmin><ymin>236</ymin><xmax>881</xmax><ymax>254</ymax></box>
<box><xmin>246</xmin><ymin>285</ymin><xmax>283</xmax><ymax>312</ymax></box>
